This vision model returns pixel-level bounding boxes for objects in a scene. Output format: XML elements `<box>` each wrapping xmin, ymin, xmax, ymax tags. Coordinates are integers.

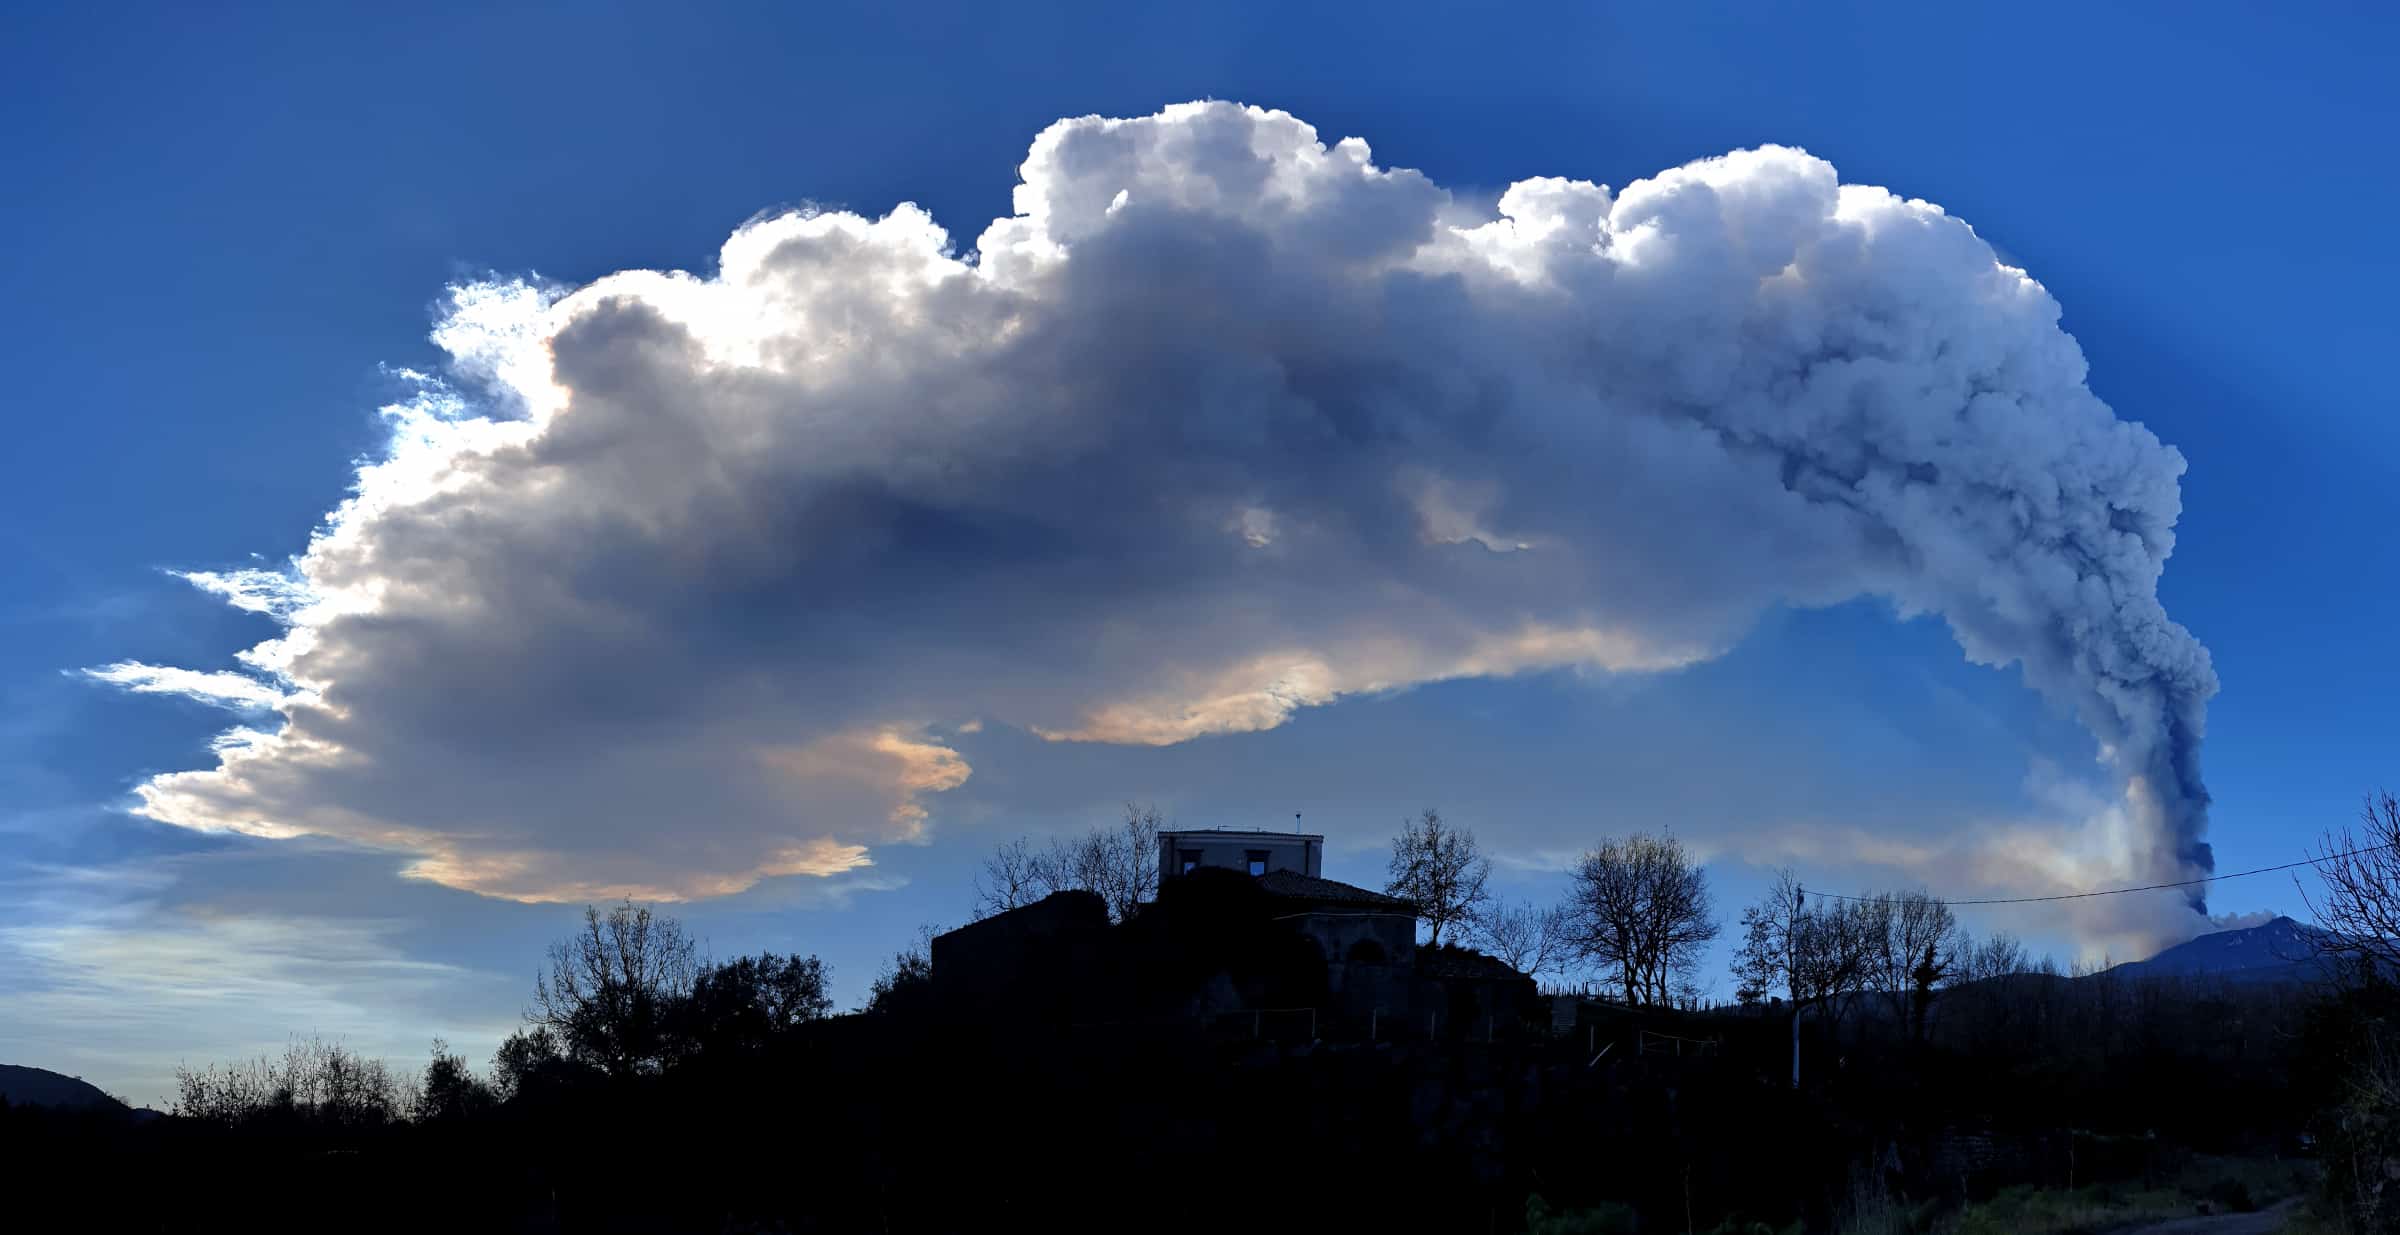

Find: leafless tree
<box><xmin>529</xmin><ymin>900</ymin><xmax>700</xmax><ymax>1078</ymax></box>
<box><xmin>2307</xmin><ymin>791</ymin><xmax>2400</xmax><ymax>975</ymax></box>
<box><xmin>1955</xmin><ymin>930</ymin><xmax>2030</xmax><ymax>983</ymax></box>
<box><xmin>975</xmin><ymin>836</ymin><xmax>1053</xmax><ymax>917</ymax></box>
<box><xmin>1384</xmin><ymin>808</ymin><xmax>1491</xmax><ymax>947</ymax></box>
<box><xmin>973</xmin><ymin>803</ymin><xmax>1163</xmax><ymax>923</ymax></box>
<box><xmin>1861</xmin><ymin>889</ymin><xmax>1964</xmax><ymax>1042</ymax></box>
<box><xmin>1095</xmin><ymin>802</ymin><xmax>1162</xmax><ymax>921</ymax></box>
<box><xmin>2290</xmin><ymin>796</ymin><xmax>2400</xmax><ymax>1231</ymax></box>
<box><xmin>172</xmin><ymin>1056</ymin><xmax>279</xmax><ymax>1126</ymax></box>
<box><xmin>1731</xmin><ymin>869</ymin><xmax>1879</xmax><ymax>1087</ymax></box>
<box><xmin>174</xmin><ymin>1034</ymin><xmax>407</xmax><ymax>1129</ymax></box>
<box><xmin>1472</xmin><ymin>900</ymin><xmax>1570</xmax><ymax>979</ymax></box>
<box><xmin>1559</xmin><ymin>833</ymin><xmax>1719</xmax><ymax>1005</ymax></box>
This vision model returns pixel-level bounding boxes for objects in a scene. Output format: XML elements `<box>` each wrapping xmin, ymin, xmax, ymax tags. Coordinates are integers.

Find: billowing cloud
<box><xmin>1729</xmin><ymin>764</ymin><xmax>2227</xmax><ymax>957</ymax></box>
<box><xmin>101</xmin><ymin>102</ymin><xmax>2212</xmax><ymax>906</ymax></box>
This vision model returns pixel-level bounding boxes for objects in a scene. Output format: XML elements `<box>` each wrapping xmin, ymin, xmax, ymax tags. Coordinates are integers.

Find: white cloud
<box><xmin>172</xmin><ymin>568</ymin><xmax>312</xmax><ymax>618</ymax></box>
<box><xmin>81</xmin><ymin>662</ymin><xmax>287</xmax><ymax>711</ymax></box>
<box><xmin>111</xmin><ymin>103</ymin><xmax>2211</xmax><ymax>907</ymax></box>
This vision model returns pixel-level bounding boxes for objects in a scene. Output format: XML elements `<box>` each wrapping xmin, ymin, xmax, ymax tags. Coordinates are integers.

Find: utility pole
<box><xmin>1790</xmin><ymin>882</ymin><xmax>1803</xmax><ymax>1090</ymax></box>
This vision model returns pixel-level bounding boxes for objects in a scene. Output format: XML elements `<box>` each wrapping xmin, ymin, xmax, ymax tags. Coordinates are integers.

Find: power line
<box><xmin>1810</xmin><ymin>840</ymin><xmax>2396</xmax><ymax>907</ymax></box>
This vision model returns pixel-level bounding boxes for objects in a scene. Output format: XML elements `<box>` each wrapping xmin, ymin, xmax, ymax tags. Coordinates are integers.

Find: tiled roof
<box><xmin>1254</xmin><ymin>870</ymin><xmax>1412</xmax><ymax>909</ymax></box>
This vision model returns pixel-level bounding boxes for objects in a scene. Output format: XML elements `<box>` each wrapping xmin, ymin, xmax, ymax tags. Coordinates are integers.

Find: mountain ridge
<box><xmin>2104</xmin><ymin>915</ymin><xmax>2330</xmax><ymax>983</ymax></box>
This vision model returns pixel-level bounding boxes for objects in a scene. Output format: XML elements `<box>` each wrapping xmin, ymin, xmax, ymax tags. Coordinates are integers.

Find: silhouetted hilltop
<box><xmin>0</xmin><ymin>1064</ymin><xmax>128</xmax><ymax>1113</ymax></box>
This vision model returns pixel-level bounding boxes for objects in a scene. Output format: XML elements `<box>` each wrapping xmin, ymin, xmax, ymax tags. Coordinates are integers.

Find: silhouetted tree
<box><xmin>1559</xmin><ymin>833</ymin><xmax>1718</xmax><ymax>1005</ymax></box>
<box><xmin>414</xmin><ymin>1037</ymin><xmax>494</xmax><ymax>1121</ymax></box>
<box><xmin>1095</xmin><ymin>802</ymin><xmax>1163</xmax><ymax>922</ymax></box>
<box><xmin>490</xmin><ymin>1024</ymin><xmax>574</xmax><ymax>1103</ymax></box>
<box><xmin>174</xmin><ymin>1034</ymin><xmax>406</xmax><ymax>1129</ymax></box>
<box><xmin>529</xmin><ymin>900</ymin><xmax>699</xmax><ymax>1078</ymax></box>
<box><xmin>2310</xmin><ymin>791</ymin><xmax>2400</xmax><ymax>973</ymax></box>
<box><xmin>1955</xmin><ymin>929</ymin><xmax>2029</xmax><ymax>983</ymax></box>
<box><xmin>1384</xmin><ymin>808</ymin><xmax>1490</xmax><ymax>947</ymax></box>
<box><xmin>1861</xmin><ymin>889</ymin><xmax>1962</xmax><ymax>1042</ymax></box>
<box><xmin>973</xmin><ymin>803</ymin><xmax>1163</xmax><ymax>923</ymax></box>
<box><xmin>976</xmin><ymin>836</ymin><xmax>1050</xmax><ymax>916</ymax></box>
<box><xmin>1473</xmin><ymin>900</ymin><xmax>1570</xmax><ymax>980</ymax></box>
<box><xmin>673</xmin><ymin>952</ymin><xmax>832</xmax><ymax>1056</ymax></box>
<box><xmin>1732</xmin><ymin>870</ymin><xmax>1877</xmax><ymax>1087</ymax></box>
<box><xmin>2298</xmin><ymin>793</ymin><xmax>2400</xmax><ymax>1231</ymax></box>
<box><xmin>865</xmin><ymin>925</ymin><xmax>937</xmax><ymax>1016</ymax></box>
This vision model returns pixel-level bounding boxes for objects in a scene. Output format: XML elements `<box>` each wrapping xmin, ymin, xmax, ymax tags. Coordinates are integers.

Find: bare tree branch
<box><xmin>2305</xmin><ymin>791</ymin><xmax>2400</xmax><ymax>976</ymax></box>
<box><xmin>1471</xmin><ymin>900</ymin><xmax>1570</xmax><ymax>979</ymax></box>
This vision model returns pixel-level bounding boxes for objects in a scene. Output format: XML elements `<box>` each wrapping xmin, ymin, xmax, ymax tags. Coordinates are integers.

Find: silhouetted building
<box><xmin>1251</xmin><ymin>870</ymin><xmax>1418</xmax><ymax>1020</ymax></box>
<box><xmin>929</xmin><ymin>833</ymin><xmax>1538</xmax><ymax>1041</ymax></box>
<box><xmin>1159</xmin><ymin>827</ymin><xmax>1323</xmax><ymax>879</ymax></box>
<box><xmin>929</xmin><ymin>889</ymin><xmax>1108</xmax><ymax>1017</ymax></box>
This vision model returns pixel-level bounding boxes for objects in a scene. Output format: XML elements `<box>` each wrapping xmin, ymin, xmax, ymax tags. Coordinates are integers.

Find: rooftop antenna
<box><xmin>1294</xmin><ymin>812</ymin><xmax>1302</xmax><ymax>832</ymax></box>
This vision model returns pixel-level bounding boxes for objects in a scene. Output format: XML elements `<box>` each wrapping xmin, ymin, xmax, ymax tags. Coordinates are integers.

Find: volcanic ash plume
<box><xmin>108</xmin><ymin>102</ymin><xmax>2215</xmax><ymax>906</ymax></box>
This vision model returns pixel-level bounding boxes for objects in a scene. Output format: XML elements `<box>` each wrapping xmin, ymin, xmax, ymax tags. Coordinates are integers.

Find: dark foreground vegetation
<box><xmin>17</xmin><ymin>797</ymin><xmax>2400</xmax><ymax>1233</ymax></box>
<box><xmin>0</xmin><ymin>914</ymin><xmax>2353</xmax><ymax>1234</ymax></box>
<box><xmin>0</xmin><ymin>968</ymin><xmax>2342</xmax><ymax>1235</ymax></box>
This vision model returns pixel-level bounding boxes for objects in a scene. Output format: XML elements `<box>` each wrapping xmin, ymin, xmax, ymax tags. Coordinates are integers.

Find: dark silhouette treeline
<box><xmin>33</xmin><ymin>802</ymin><xmax>2400</xmax><ymax>1232</ymax></box>
<box><xmin>0</xmin><ymin>879</ymin><xmax>2345</xmax><ymax>1234</ymax></box>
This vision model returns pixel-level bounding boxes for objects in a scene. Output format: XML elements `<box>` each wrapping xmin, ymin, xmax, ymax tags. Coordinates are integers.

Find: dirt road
<box><xmin>2124</xmin><ymin>1196</ymin><xmax>2302</xmax><ymax>1234</ymax></box>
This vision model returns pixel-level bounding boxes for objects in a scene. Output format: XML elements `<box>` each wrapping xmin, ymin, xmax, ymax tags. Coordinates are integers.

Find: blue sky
<box><xmin>4</xmin><ymin>1</ymin><xmax>2395</xmax><ymax>1103</ymax></box>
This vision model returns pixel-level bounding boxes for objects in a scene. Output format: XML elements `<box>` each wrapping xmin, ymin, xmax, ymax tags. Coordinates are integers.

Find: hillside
<box><xmin>0</xmin><ymin>1064</ymin><xmax>129</xmax><ymax>1112</ymax></box>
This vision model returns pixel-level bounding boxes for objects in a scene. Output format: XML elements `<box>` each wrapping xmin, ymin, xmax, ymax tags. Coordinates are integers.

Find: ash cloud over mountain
<box><xmin>101</xmin><ymin>102</ymin><xmax>2214</xmax><ymax>912</ymax></box>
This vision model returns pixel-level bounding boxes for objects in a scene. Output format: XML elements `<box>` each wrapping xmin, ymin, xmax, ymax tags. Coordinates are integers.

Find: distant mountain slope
<box><xmin>2105</xmin><ymin>916</ymin><xmax>2330</xmax><ymax>983</ymax></box>
<box><xmin>0</xmin><ymin>1064</ymin><xmax>130</xmax><ymax>1112</ymax></box>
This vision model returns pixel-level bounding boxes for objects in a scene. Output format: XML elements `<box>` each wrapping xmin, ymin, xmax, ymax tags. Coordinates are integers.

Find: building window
<box><xmin>1246</xmin><ymin>849</ymin><xmax>1270</xmax><ymax>876</ymax></box>
<box><xmin>1178</xmin><ymin>849</ymin><xmax>1202</xmax><ymax>875</ymax></box>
